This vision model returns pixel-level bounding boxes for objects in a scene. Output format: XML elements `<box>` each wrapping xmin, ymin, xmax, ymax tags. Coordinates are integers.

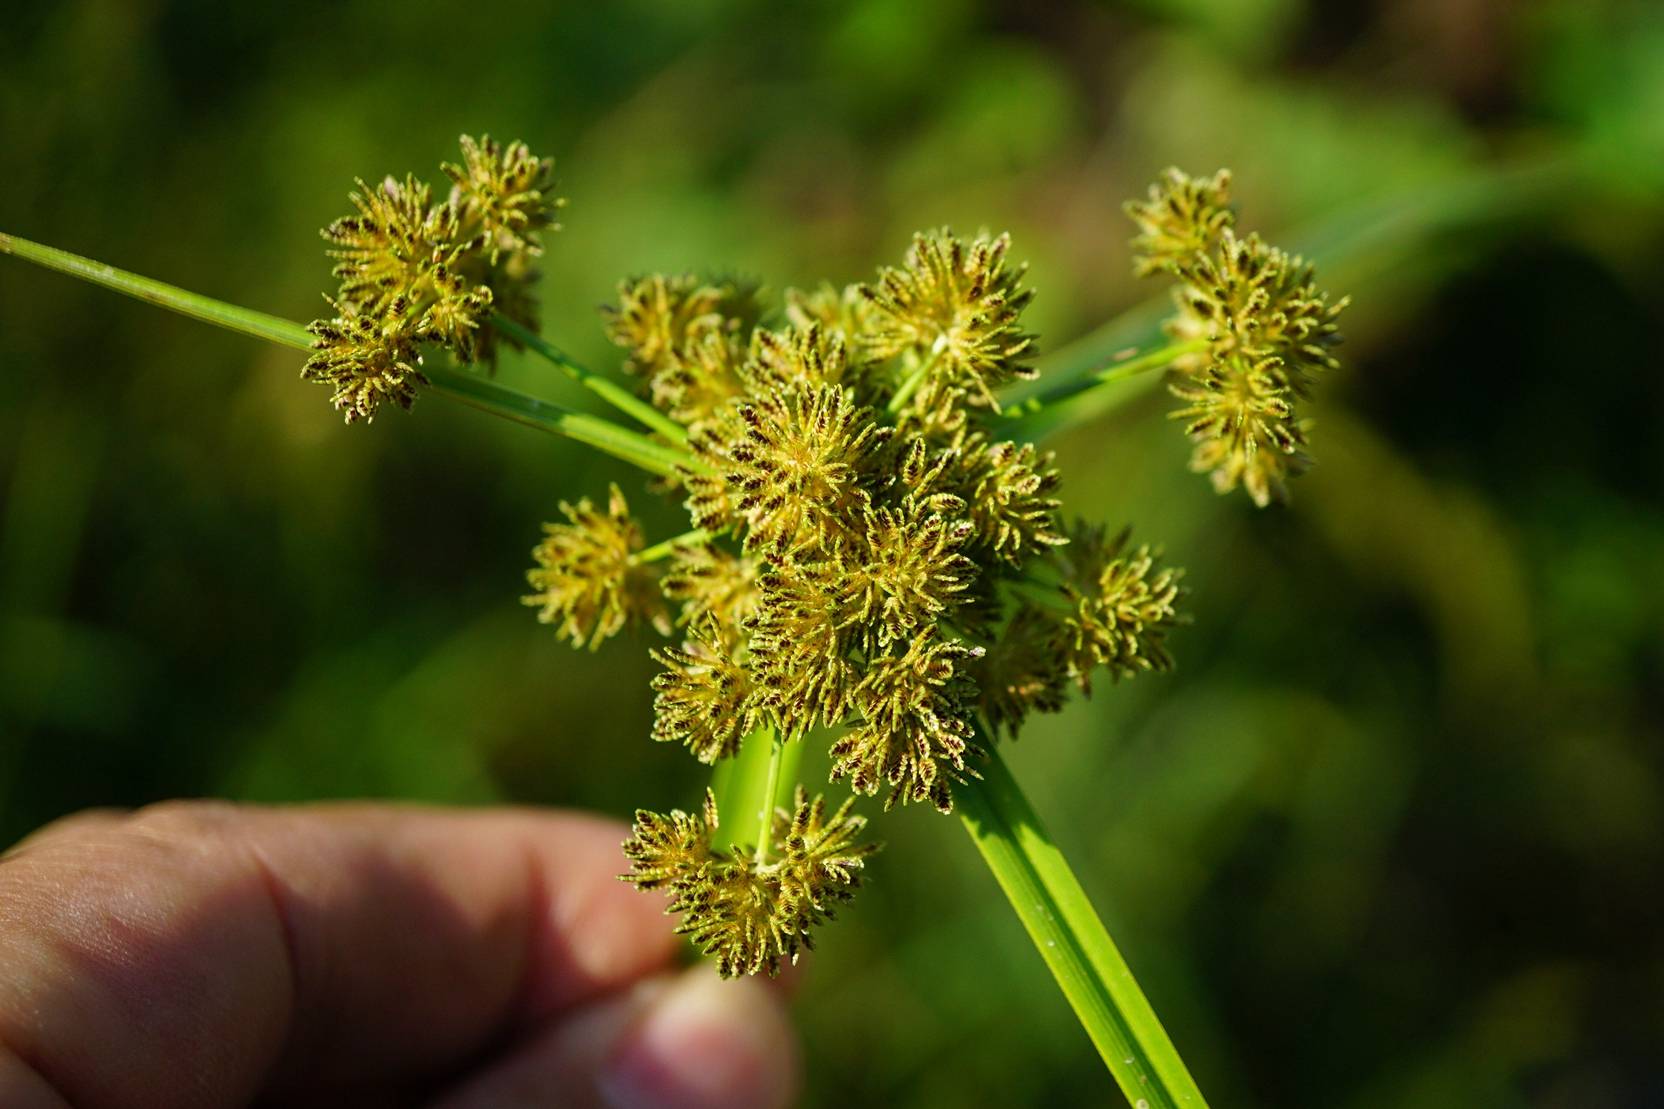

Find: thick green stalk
<box><xmin>753</xmin><ymin>739</ymin><xmax>786</xmax><ymax>865</ymax></box>
<box><xmin>491</xmin><ymin>313</ymin><xmax>689</xmax><ymax>444</ymax></box>
<box><xmin>0</xmin><ymin>232</ymin><xmax>697</xmax><ymax>477</ymax></box>
<box><xmin>711</xmin><ymin>724</ymin><xmax>776</xmax><ymax>853</ymax></box>
<box><xmin>710</xmin><ymin>724</ymin><xmax>803</xmax><ymax>858</ymax></box>
<box><xmin>958</xmin><ymin>744</ymin><xmax>1206</xmax><ymax>1107</ymax></box>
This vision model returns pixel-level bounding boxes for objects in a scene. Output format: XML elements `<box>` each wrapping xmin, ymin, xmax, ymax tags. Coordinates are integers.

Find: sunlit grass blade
<box><xmin>958</xmin><ymin>744</ymin><xmax>1207</xmax><ymax>1108</ymax></box>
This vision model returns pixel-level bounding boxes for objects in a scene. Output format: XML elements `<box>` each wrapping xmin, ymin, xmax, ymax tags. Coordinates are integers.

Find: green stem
<box><xmin>753</xmin><ymin>736</ymin><xmax>785</xmax><ymax>865</ymax></box>
<box><xmin>772</xmin><ymin>730</ymin><xmax>804</xmax><ymax>815</ymax></box>
<box><xmin>711</xmin><ymin>723</ymin><xmax>776</xmax><ymax>853</ymax></box>
<box><xmin>886</xmin><ymin>347</ymin><xmax>940</xmax><ymax>414</ymax></box>
<box><xmin>491</xmin><ymin>313</ymin><xmax>689</xmax><ymax>444</ymax></box>
<box><xmin>1091</xmin><ymin>339</ymin><xmax>1208</xmax><ymax>385</ymax></box>
<box><xmin>0</xmin><ymin>231</ymin><xmax>314</xmax><ymax>349</ymax></box>
<box><xmin>426</xmin><ymin>368</ymin><xmax>694</xmax><ymax>476</ymax></box>
<box><xmin>633</xmin><ymin>528</ymin><xmax>713</xmax><ymax>565</ymax></box>
<box><xmin>0</xmin><ymin>232</ymin><xmax>701</xmax><ymax>478</ymax></box>
<box><xmin>957</xmin><ymin>743</ymin><xmax>1206</xmax><ymax>1108</ymax></box>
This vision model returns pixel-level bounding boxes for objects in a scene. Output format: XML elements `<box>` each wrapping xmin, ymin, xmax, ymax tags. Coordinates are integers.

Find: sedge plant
<box><xmin>0</xmin><ymin>138</ymin><xmax>1354</xmax><ymax>1107</ymax></box>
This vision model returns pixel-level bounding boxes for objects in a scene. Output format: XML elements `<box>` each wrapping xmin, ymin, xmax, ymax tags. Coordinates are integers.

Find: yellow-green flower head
<box><xmin>650</xmin><ymin>621</ymin><xmax>758</xmax><ymax>764</ymax></box>
<box><xmin>831</xmin><ymin>632</ymin><xmax>984</xmax><ymax>813</ymax></box>
<box><xmin>714</xmin><ymin>383</ymin><xmax>892</xmax><ymax>555</ymax></box>
<box><xmin>1127</xmin><ymin>168</ymin><xmax>1348</xmax><ymax>506</ymax></box>
<box><xmin>1170</xmin><ymin>354</ymin><xmax>1311</xmax><ymax>506</ymax></box>
<box><xmin>302</xmin><ymin>303</ymin><xmax>428</xmax><ymax>423</ymax></box>
<box><xmin>745</xmin><ymin>558</ymin><xmax>857</xmax><ymax>733</ymax></box>
<box><xmin>522</xmin><ymin>484</ymin><xmax>669</xmax><ymax>649</ymax></box>
<box><xmin>838</xmin><ymin>498</ymin><xmax>978</xmax><ymax>652</ymax></box>
<box><xmin>948</xmin><ymin>433</ymin><xmax>1066</xmax><ymax>563</ymax></box>
<box><xmin>741</xmin><ymin>322</ymin><xmax>862</xmax><ymax>397</ymax></box>
<box><xmin>1124</xmin><ymin>167</ymin><xmax>1235</xmax><ymax>277</ymax></box>
<box><xmin>621</xmin><ymin>789</ymin><xmax>719</xmax><ymax>891</ymax></box>
<box><xmin>322</xmin><ymin>174</ymin><xmax>493</xmax><ymax>358</ymax></box>
<box><xmin>860</xmin><ymin>229</ymin><xmax>1038</xmax><ymax>415</ymax></box>
<box><xmin>660</xmin><ymin>541</ymin><xmax>762</xmax><ymax>640</ymax></box>
<box><xmin>648</xmin><ymin>327</ymin><xmax>748</xmax><ymax>436</ymax></box>
<box><xmin>621</xmin><ymin>788</ymin><xmax>879</xmax><ymax>978</ymax></box>
<box><xmin>603</xmin><ymin>273</ymin><xmax>761</xmax><ymax>383</ymax></box>
<box><xmin>1055</xmin><ymin>523</ymin><xmax>1183</xmax><ymax>691</ymax></box>
<box><xmin>975</xmin><ymin>604</ymin><xmax>1072</xmax><ymax>736</ymax></box>
<box><xmin>783</xmin><ymin>282</ymin><xmax>874</xmax><ymax>355</ymax></box>
<box><xmin>442</xmin><ymin>134</ymin><xmax>564</xmax><ymax>266</ymax></box>
<box><xmin>1175</xmin><ymin>230</ymin><xmax>1347</xmax><ymax>390</ymax></box>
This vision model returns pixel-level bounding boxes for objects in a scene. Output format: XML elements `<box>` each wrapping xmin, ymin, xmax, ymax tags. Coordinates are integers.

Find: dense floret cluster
<box><xmin>304</xmin><ymin>135</ymin><xmax>562</xmax><ymax>420</ymax></box>
<box><xmin>305</xmin><ymin>142</ymin><xmax>1350</xmax><ymax>976</ymax></box>
<box><xmin>1126</xmin><ymin>168</ymin><xmax>1348</xmax><ymax>505</ymax></box>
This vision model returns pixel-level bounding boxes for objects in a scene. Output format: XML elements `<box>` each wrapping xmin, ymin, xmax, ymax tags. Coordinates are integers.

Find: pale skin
<box><xmin>0</xmin><ymin>802</ymin><xmax>800</xmax><ymax>1108</ymax></box>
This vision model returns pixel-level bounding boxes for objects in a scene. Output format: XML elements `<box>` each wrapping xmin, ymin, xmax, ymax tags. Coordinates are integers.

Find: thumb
<box><xmin>431</xmin><ymin>965</ymin><xmax>800</xmax><ymax>1109</ymax></box>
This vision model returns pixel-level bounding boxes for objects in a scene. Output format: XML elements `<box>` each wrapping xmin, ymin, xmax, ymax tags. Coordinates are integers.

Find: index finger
<box><xmin>0</xmin><ymin>801</ymin><xmax>681</xmax><ymax>1107</ymax></box>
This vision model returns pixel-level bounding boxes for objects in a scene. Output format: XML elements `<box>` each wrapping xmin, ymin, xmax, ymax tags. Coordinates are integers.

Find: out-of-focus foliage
<box><xmin>1</xmin><ymin>1</ymin><xmax>1660</xmax><ymax>1105</ymax></box>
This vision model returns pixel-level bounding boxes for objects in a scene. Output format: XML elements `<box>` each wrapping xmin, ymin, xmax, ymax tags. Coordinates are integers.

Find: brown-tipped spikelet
<box><xmin>1125</xmin><ymin>167</ymin><xmax>1235</xmax><ymax>277</ymax></box>
<box><xmin>974</xmin><ymin>604</ymin><xmax>1072</xmax><ymax>736</ymax></box>
<box><xmin>831</xmin><ymin>633</ymin><xmax>985</xmax><ymax>813</ymax></box>
<box><xmin>1130</xmin><ymin>168</ymin><xmax>1347</xmax><ymax>505</ymax></box>
<box><xmin>442</xmin><ymin>134</ymin><xmax>562</xmax><ymax>265</ymax></box>
<box><xmin>860</xmin><ymin>229</ymin><xmax>1037</xmax><ymax>418</ymax></box>
<box><xmin>306</xmin><ymin>135</ymin><xmax>564</xmax><ymax>417</ymax></box>
<box><xmin>1055</xmin><ymin>523</ymin><xmax>1184</xmax><ymax>691</ymax></box>
<box><xmin>659</xmin><ymin>541</ymin><xmax>762</xmax><ymax>639</ymax></box>
<box><xmin>523</xmin><ymin>484</ymin><xmax>669</xmax><ymax>649</ymax></box>
<box><xmin>302</xmin><ymin>303</ymin><xmax>428</xmax><ymax>423</ymax></box>
<box><xmin>697</xmin><ymin>382</ymin><xmax>891</xmax><ymax>555</ymax></box>
<box><xmin>651</xmin><ymin>620</ymin><xmax>758</xmax><ymax>763</ymax></box>
<box><xmin>622</xmin><ymin>788</ymin><xmax>879</xmax><ymax>978</ymax></box>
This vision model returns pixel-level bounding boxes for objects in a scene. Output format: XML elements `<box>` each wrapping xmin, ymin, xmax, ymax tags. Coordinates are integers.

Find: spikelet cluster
<box><xmin>860</xmin><ymin>229</ymin><xmax>1037</xmax><ymax>419</ymax></box>
<box><xmin>603</xmin><ymin>274</ymin><xmax>761</xmax><ymax>434</ymax></box>
<box><xmin>281</xmin><ymin>145</ymin><xmax>1354</xmax><ymax>978</ymax></box>
<box><xmin>1128</xmin><ymin>168</ymin><xmax>1348</xmax><ymax>505</ymax></box>
<box><xmin>522</xmin><ymin>484</ymin><xmax>668</xmax><ymax>649</ymax></box>
<box><xmin>505</xmin><ymin>202</ymin><xmax>1216</xmax><ymax>971</ymax></box>
<box><xmin>303</xmin><ymin>135</ymin><xmax>562</xmax><ymax>421</ymax></box>
<box><xmin>549</xmin><ymin>228</ymin><xmax>1183</xmax><ymax>830</ymax></box>
<box><xmin>622</xmin><ymin>788</ymin><xmax>878</xmax><ymax>977</ymax></box>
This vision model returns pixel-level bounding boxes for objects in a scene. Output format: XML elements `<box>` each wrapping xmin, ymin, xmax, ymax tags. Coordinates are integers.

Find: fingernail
<box><xmin>600</xmin><ymin>969</ymin><xmax>797</xmax><ymax>1109</ymax></box>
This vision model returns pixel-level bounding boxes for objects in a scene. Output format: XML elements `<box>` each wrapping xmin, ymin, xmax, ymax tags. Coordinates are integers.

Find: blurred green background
<box><xmin>2</xmin><ymin>0</ymin><xmax>1662</xmax><ymax>1104</ymax></box>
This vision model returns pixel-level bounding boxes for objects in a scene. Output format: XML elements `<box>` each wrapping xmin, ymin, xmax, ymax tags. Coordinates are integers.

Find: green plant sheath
<box><xmin>710</xmin><ymin>724</ymin><xmax>802</xmax><ymax>855</ymax></box>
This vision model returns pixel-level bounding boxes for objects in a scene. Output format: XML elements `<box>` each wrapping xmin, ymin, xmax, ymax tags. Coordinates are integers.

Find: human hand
<box><xmin>0</xmin><ymin>802</ymin><xmax>800</xmax><ymax>1108</ymax></box>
